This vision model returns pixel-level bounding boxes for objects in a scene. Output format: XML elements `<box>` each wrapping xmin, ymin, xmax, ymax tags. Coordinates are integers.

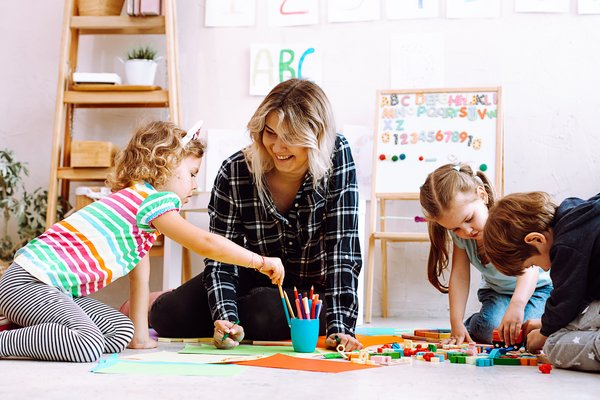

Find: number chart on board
<box><xmin>373</xmin><ymin>88</ymin><xmax>503</xmax><ymax>195</ymax></box>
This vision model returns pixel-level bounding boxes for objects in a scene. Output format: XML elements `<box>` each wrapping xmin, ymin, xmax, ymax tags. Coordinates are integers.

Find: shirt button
<box><xmin>288</xmin><ymin>241</ymin><xmax>293</xmax><ymax>245</ymax></box>
<box><xmin>345</xmin><ymin>255</ymin><xmax>349</xmax><ymax>259</ymax></box>
<box><xmin>294</xmin><ymin>203</ymin><xmax>299</xmax><ymax>207</ymax></box>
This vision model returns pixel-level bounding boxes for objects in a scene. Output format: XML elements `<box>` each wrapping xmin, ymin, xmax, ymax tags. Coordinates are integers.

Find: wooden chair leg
<box><xmin>364</xmin><ymin>235</ymin><xmax>376</xmax><ymax>324</ymax></box>
<box><xmin>381</xmin><ymin>238</ymin><xmax>388</xmax><ymax>318</ymax></box>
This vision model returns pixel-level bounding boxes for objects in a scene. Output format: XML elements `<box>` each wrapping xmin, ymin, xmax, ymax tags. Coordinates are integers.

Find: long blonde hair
<box><xmin>244</xmin><ymin>79</ymin><xmax>337</xmax><ymax>201</ymax></box>
<box><xmin>419</xmin><ymin>163</ymin><xmax>496</xmax><ymax>293</ymax></box>
<box><xmin>484</xmin><ymin>191</ymin><xmax>556</xmax><ymax>276</ymax></box>
<box><xmin>107</xmin><ymin>121</ymin><xmax>205</xmax><ymax>191</ymax></box>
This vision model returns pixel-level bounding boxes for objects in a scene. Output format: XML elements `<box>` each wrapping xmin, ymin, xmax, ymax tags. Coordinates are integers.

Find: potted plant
<box><xmin>122</xmin><ymin>45</ymin><xmax>159</xmax><ymax>86</ymax></box>
<box><xmin>0</xmin><ymin>149</ymin><xmax>69</xmax><ymax>275</ymax></box>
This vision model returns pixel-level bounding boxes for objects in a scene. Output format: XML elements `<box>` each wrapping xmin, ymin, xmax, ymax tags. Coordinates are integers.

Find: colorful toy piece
<box><xmin>539</xmin><ymin>363</ymin><xmax>553</xmax><ymax>374</ymax></box>
<box><xmin>492</xmin><ymin>328</ymin><xmax>524</xmax><ymax>350</ymax></box>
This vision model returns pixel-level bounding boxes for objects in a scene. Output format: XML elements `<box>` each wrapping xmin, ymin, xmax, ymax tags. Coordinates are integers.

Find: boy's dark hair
<box><xmin>483</xmin><ymin>192</ymin><xmax>556</xmax><ymax>276</ymax></box>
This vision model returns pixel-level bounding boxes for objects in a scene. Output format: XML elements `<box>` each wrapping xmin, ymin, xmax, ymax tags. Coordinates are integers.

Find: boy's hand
<box><xmin>497</xmin><ymin>303</ymin><xmax>525</xmax><ymax>344</ymax></box>
<box><xmin>523</xmin><ymin>318</ymin><xmax>542</xmax><ymax>335</ymax></box>
<box><xmin>258</xmin><ymin>257</ymin><xmax>285</xmax><ymax>285</ymax></box>
<box><xmin>128</xmin><ymin>334</ymin><xmax>158</xmax><ymax>349</ymax></box>
<box><xmin>325</xmin><ymin>333</ymin><xmax>363</xmax><ymax>352</ymax></box>
<box><xmin>526</xmin><ymin>328</ymin><xmax>547</xmax><ymax>353</ymax></box>
<box><xmin>445</xmin><ymin>323</ymin><xmax>475</xmax><ymax>346</ymax></box>
<box><xmin>213</xmin><ymin>320</ymin><xmax>245</xmax><ymax>349</ymax></box>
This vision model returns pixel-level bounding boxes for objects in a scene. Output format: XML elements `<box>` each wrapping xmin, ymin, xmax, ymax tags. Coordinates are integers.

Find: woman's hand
<box><xmin>127</xmin><ymin>334</ymin><xmax>158</xmax><ymax>349</ymax></box>
<box><xmin>523</xmin><ymin>319</ymin><xmax>542</xmax><ymax>335</ymax></box>
<box><xmin>497</xmin><ymin>302</ymin><xmax>525</xmax><ymax>345</ymax></box>
<box><xmin>325</xmin><ymin>333</ymin><xmax>363</xmax><ymax>352</ymax></box>
<box><xmin>213</xmin><ymin>320</ymin><xmax>245</xmax><ymax>349</ymax></box>
<box><xmin>258</xmin><ymin>256</ymin><xmax>285</xmax><ymax>285</ymax></box>
<box><xmin>526</xmin><ymin>328</ymin><xmax>547</xmax><ymax>353</ymax></box>
<box><xmin>444</xmin><ymin>323</ymin><xmax>474</xmax><ymax>346</ymax></box>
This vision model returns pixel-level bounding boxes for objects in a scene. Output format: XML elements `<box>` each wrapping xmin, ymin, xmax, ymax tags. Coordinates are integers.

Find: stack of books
<box><xmin>126</xmin><ymin>0</ymin><xmax>162</xmax><ymax>16</ymax></box>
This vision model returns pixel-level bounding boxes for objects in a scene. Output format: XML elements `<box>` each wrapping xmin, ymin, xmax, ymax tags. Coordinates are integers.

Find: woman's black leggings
<box><xmin>149</xmin><ymin>273</ymin><xmax>326</xmax><ymax>340</ymax></box>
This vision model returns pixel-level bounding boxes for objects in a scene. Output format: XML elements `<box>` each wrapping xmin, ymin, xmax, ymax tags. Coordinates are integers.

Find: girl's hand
<box><xmin>128</xmin><ymin>334</ymin><xmax>158</xmax><ymax>350</ymax></box>
<box><xmin>258</xmin><ymin>256</ymin><xmax>285</xmax><ymax>285</ymax></box>
<box><xmin>325</xmin><ymin>333</ymin><xmax>363</xmax><ymax>352</ymax></box>
<box><xmin>497</xmin><ymin>303</ymin><xmax>525</xmax><ymax>345</ymax></box>
<box><xmin>213</xmin><ymin>319</ymin><xmax>245</xmax><ymax>349</ymax></box>
<box><xmin>444</xmin><ymin>323</ymin><xmax>474</xmax><ymax>346</ymax></box>
<box><xmin>526</xmin><ymin>328</ymin><xmax>547</xmax><ymax>353</ymax></box>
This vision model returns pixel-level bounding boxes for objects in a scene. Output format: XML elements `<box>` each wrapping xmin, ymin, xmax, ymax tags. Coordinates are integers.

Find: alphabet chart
<box><xmin>373</xmin><ymin>88</ymin><xmax>503</xmax><ymax>195</ymax></box>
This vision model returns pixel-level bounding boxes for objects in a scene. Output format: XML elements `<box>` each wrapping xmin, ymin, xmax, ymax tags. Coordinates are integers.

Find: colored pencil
<box><xmin>278</xmin><ymin>285</ymin><xmax>291</xmax><ymax>326</ymax></box>
<box><xmin>295</xmin><ymin>298</ymin><xmax>303</xmax><ymax>319</ymax></box>
<box><xmin>283</xmin><ymin>290</ymin><xmax>295</xmax><ymax>319</ymax></box>
<box><xmin>222</xmin><ymin>319</ymin><xmax>240</xmax><ymax>341</ymax></box>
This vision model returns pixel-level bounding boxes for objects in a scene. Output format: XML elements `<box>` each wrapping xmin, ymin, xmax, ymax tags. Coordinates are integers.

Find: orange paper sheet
<box><xmin>233</xmin><ymin>353</ymin><xmax>379</xmax><ymax>373</ymax></box>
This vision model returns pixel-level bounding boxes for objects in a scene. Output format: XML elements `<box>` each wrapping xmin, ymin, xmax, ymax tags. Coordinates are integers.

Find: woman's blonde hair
<box><xmin>107</xmin><ymin>120</ymin><xmax>205</xmax><ymax>191</ymax></box>
<box><xmin>419</xmin><ymin>163</ymin><xmax>496</xmax><ymax>293</ymax></box>
<box><xmin>244</xmin><ymin>79</ymin><xmax>337</xmax><ymax>200</ymax></box>
<box><xmin>483</xmin><ymin>192</ymin><xmax>556</xmax><ymax>276</ymax></box>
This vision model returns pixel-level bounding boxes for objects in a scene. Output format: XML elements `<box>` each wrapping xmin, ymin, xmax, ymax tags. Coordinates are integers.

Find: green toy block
<box><xmin>493</xmin><ymin>357</ymin><xmax>522</xmax><ymax>366</ymax></box>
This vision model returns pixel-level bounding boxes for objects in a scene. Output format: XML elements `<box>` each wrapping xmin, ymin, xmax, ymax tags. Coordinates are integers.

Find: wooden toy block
<box><xmin>493</xmin><ymin>357</ymin><xmax>522</xmax><ymax>366</ymax></box>
<box><xmin>539</xmin><ymin>363</ymin><xmax>552</xmax><ymax>374</ymax></box>
<box><xmin>476</xmin><ymin>358</ymin><xmax>494</xmax><ymax>367</ymax></box>
<box><xmin>71</xmin><ymin>140</ymin><xmax>118</xmax><ymax>167</ymax></box>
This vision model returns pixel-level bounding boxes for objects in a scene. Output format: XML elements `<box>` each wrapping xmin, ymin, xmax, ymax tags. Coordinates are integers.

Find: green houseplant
<box><xmin>0</xmin><ymin>149</ymin><xmax>69</xmax><ymax>273</ymax></box>
<box><xmin>122</xmin><ymin>45</ymin><xmax>159</xmax><ymax>86</ymax></box>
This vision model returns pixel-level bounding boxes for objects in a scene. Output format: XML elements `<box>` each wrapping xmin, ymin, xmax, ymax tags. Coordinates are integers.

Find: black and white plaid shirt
<box><xmin>204</xmin><ymin>134</ymin><xmax>362</xmax><ymax>336</ymax></box>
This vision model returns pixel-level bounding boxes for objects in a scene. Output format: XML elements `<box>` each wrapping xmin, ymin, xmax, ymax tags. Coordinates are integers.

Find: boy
<box><xmin>483</xmin><ymin>191</ymin><xmax>600</xmax><ymax>372</ymax></box>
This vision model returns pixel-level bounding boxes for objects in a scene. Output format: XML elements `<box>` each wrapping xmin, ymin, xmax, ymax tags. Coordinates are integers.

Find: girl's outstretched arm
<box><xmin>497</xmin><ymin>266</ymin><xmax>539</xmax><ymax>345</ymax></box>
<box><xmin>447</xmin><ymin>245</ymin><xmax>474</xmax><ymax>345</ymax></box>
<box><xmin>127</xmin><ymin>255</ymin><xmax>158</xmax><ymax>349</ymax></box>
<box><xmin>153</xmin><ymin>211</ymin><xmax>284</xmax><ymax>285</ymax></box>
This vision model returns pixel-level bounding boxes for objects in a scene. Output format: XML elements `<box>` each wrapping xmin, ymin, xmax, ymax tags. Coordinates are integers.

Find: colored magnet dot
<box><xmin>479</xmin><ymin>164</ymin><xmax>488</xmax><ymax>172</ymax></box>
<box><xmin>418</xmin><ymin>156</ymin><xmax>424</xmax><ymax>161</ymax></box>
<box><xmin>399</xmin><ymin>153</ymin><xmax>406</xmax><ymax>160</ymax></box>
<box><xmin>391</xmin><ymin>155</ymin><xmax>399</xmax><ymax>162</ymax></box>
<box><xmin>379</xmin><ymin>154</ymin><xmax>386</xmax><ymax>161</ymax></box>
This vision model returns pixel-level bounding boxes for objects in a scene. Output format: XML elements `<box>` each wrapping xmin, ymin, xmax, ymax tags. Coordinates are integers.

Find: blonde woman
<box><xmin>149</xmin><ymin>79</ymin><xmax>364</xmax><ymax>351</ymax></box>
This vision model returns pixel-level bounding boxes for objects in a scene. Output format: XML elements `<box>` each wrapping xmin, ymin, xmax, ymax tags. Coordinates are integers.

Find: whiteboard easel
<box><xmin>364</xmin><ymin>87</ymin><xmax>504</xmax><ymax>323</ymax></box>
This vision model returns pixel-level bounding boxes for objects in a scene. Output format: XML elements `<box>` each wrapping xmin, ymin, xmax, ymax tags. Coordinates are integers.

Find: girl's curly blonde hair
<box><xmin>107</xmin><ymin>120</ymin><xmax>205</xmax><ymax>191</ymax></box>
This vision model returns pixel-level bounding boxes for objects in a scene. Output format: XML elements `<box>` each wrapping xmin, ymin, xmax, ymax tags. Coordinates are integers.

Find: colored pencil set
<box><xmin>278</xmin><ymin>285</ymin><xmax>322</xmax><ymax>326</ymax></box>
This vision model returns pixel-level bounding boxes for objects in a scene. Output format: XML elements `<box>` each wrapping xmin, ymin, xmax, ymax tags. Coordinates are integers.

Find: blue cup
<box><xmin>290</xmin><ymin>318</ymin><xmax>319</xmax><ymax>353</ymax></box>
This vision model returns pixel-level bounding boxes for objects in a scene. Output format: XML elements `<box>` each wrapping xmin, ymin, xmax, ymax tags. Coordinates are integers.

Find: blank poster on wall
<box><xmin>205</xmin><ymin>0</ymin><xmax>256</xmax><ymax>27</ymax></box>
<box><xmin>390</xmin><ymin>33</ymin><xmax>444</xmax><ymax>89</ymax></box>
<box><xmin>327</xmin><ymin>0</ymin><xmax>380</xmax><ymax>23</ymax></box>
<box><xmin>342</xmin><ymin>125</ymin><xmax>374</xmax><ymax>200</ymax></box>
<box><xmin>385</xmin><ymin>0</ymin><xmax>440</xmax><ymax>19</ymax></box>
<box><xmin>578</xmin><ymin>0</ymin><xmax>600</xmax><ymax>14</ymax></box>
<box><xmin>267</xmin><ymin>0</ymin><xmax>319</xmax><ymax>26</ymax></box>
<box><xmin>515</xmin><ymin>0</ymin><xmax>570</xmax><ymax>13</ymax></box>
<box><xmin>446</xmin><ymin>0</ymin><xmax>501</xmax><ymax>18</ymax></box>
<box><xmin>204</xmin><ymin>129</ymin><xmax>252</xmax><ymax>191</ymax></box>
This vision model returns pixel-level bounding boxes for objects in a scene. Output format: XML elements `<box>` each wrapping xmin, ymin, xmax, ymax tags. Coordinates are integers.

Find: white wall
<box><xmin>2</xmin><ymin>1</ymin><xmax>600</xmax><ymax>319</ymax></box>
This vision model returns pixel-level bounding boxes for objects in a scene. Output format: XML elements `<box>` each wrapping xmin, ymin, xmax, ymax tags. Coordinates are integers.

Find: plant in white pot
<box><xmin>123</xmin><ymin>45</ymin><xmax>159</xmax><ymax>86</ymax></box>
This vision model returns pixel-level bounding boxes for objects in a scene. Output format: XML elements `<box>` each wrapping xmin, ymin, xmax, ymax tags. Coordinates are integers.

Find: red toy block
<box><xmin>539</xmin><ymin>364</ymin><xmax>552</xmax><ymax>374</ymax></box>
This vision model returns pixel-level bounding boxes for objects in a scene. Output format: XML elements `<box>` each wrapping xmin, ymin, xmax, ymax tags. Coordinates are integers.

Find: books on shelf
<box><xmin>73</xmin><ymin>72</ymin><xmax>122</xmax><ymax>85</ymax></box>
<box><xmin>127</xmin><ymin>0</ymin><xmax>163</xmax><ymax>16</ymax></box>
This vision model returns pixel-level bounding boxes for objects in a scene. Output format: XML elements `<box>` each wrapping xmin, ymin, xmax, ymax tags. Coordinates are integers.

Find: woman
<box><xmin>149</xmin><ymin>79</ymin><xmax>363</xmax><ymax>351</ymax></box>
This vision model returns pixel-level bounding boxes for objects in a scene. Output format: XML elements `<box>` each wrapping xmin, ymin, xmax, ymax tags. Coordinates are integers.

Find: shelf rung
<box><xmin>64</xmin><ymin>90</ymin><xmax>169</xmax><ymax>107</ymax></box>
<box><xmin>70</xmin><ymin>16</ymin><xmax>165</xmax><ymax>34</ymax></box>
<box><xmin>57</xmin><ymin>167</ymin><xmax>112</xmax><ymax>180</ymax></box>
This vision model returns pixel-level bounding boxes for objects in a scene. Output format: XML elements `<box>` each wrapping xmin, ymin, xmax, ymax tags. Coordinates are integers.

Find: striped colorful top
<box><xmin>14</xmin><ymin>182</ymin><xmax>180</xmax><ymax>297</ymax></box>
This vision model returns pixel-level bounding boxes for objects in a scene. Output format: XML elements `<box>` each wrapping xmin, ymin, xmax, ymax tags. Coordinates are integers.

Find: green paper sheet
<box><xmin>179</xmin><ymin>343</ymin><xmax>320</xmax><ymax>357</ymax></box>
<box><xmin>92</xmin><ymin>355</ymin><xmax>245</xmax><ymax>376</ymax></box>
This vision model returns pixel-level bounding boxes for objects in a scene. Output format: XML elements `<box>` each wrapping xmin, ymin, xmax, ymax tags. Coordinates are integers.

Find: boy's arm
<box><xmin>127</xmin><ymin>255</ymin><xmax>157</xmax><ymax>349</ymax></box>
<box><xmin>498</xmin><ymin>266</ymin><xmax>539</xmax><ymax>344</ymax></box>
<box><xmin>541</xmin><ymin>247</ymin><xmax>588</xmax><ymax>336</ymax></box>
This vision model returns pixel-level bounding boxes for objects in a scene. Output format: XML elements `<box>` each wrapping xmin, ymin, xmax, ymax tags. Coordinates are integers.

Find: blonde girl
<box><xmin>419</xmin><ymin>163</ymin><xmax>552</xmax><ymax>345</ymax></box>
<box><xmin>0</xmin><ymin>121</ymin><xmax>283</xmax><ymax>362</ymax></box>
